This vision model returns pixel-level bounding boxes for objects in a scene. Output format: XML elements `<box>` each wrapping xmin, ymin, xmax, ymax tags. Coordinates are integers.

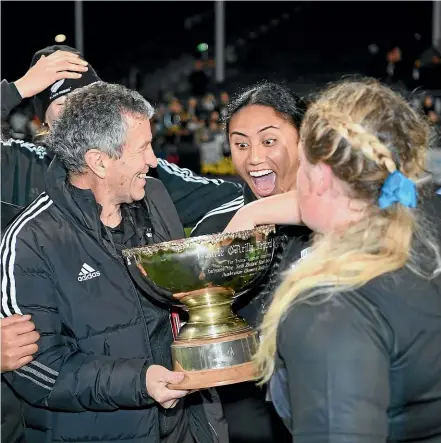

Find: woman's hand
<box><xmin>14</xmin><ymin>50</ymin><xmax>89</xmax><ymax>99</ymax></box>
<box><xmin>224</xmin><ymin>205</ymin><xmax>261</xmax><ymax>233</ymax></box>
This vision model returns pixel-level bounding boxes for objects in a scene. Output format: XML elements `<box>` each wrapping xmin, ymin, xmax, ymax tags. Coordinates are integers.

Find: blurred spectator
<box><xmin>219</xmin><ymin>91</ymin><xmax>230</xmax><ymax>119</ymax></box>
<box><xmin>200</xmin><ymin>121</ymin><xmax>224</xmax><ymax>165</ymax></box>
<box><xmin>187</xmin><ymin>96</ymin><xmax>200</xmax><ymax>117</ymax></box>
<box><xmin>422</xmin><ymin>95</ymin><xmax>440</xmax><ymax>125</ymax></box>
<box><xmin>369</xmin><ymin>45</ymin><xmax>411</xmax><ymax>89</ymax></box>
<box><xmin>201</xmin><ymin>93</ymin><xmax>217</xmax><ymax>112</ymax></box>
<box><xmin>419</xmin><ymin>52</ymin><xmax>441</xmax><ymax>90</ymax></box>
<box><xmin>188</xmin><ymin>60</ymin><xmax>209</xmax><ymax>97</ymax></box>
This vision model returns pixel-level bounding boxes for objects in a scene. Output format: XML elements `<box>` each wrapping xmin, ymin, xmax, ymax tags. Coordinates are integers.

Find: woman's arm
<box><xmin>224</xmin><ymin>190</ymin><xmax>301</xmax><ymax>233</ymax></box>
<box><xmin>2</xmin><ymin>50</ymin><xmax>88</xmax><ymax>120</ymax></box>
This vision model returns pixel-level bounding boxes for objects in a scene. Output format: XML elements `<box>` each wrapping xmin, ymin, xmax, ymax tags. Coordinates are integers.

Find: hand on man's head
<box><xmin>14</xmin><ymin>50</ymin><xmax>89</xmax><ymax>99</ymax></box>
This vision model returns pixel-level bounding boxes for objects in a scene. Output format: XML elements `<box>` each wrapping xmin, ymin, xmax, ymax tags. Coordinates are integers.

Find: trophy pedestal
<box><xmin>169</xmin><ymin>330</ymin><xmax>259</xmax><ymax>390</ymax></box>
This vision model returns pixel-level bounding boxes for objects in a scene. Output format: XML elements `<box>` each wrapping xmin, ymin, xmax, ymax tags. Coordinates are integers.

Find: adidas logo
<box><xmin>78</xmin><ymin>263</ymin><xmax>101</xmax><ymax>282</ymax></box>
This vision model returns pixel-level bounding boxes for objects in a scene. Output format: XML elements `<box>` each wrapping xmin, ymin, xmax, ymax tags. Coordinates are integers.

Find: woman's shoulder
<box><xmin>277</xmin><ymin>268</ymin><xmax>441</xmax><ymax>364</ymax></box>
<box><xmin>278</xmin><ymin>288</ymin><xmax>393</xmax><ymax>359</ymax></box>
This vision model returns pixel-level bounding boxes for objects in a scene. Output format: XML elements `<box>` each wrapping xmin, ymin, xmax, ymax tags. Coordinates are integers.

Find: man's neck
<box><xmin>100</xmin><ymin>205</ymin><xmax>122</xmax><ymax>228</ymax></box>
<box><xmin>69</xmin><ymin>174</ymin><xmax>122</xmax><ymax>228</ymax></box>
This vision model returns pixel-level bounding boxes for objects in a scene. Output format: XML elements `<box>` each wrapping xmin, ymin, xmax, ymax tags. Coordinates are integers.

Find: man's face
<box><xmin>106</xmin><ymin>115</ymin><xmax>157</xmax><ymax>205</ymax></box>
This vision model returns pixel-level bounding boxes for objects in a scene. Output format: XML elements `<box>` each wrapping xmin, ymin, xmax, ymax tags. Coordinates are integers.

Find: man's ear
<box><xmin>311</xmin><ymin>162</ymin><xmax>333</xmax><ymax>196</ymax></box>
<box><xmin>84</xmin><ymin>149</ymin><xmax>110</xmax><ymax>179</ymax></box>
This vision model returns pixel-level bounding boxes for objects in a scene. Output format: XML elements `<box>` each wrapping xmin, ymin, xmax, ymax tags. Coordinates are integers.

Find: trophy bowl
<box><xmin>122</xmin><ymin>225</ymin><xmax>276</xmax><ymax>390</ymax></box>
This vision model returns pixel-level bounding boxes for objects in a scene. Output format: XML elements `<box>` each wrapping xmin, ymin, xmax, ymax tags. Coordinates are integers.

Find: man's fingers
<box><xmin>16</xmin><ymin>355</ymin><xmax>34</xmax><ymax>368</ymax></box>
<box><xmin>14</xmin><ymin>330</ymin><xmax>40</xmax><ymax>347</ymax></box>
<box><xmin>162</xmin><ymin>387</ymin><xmax>189</xmax><ymax>401</ymax></box>
<box><xmin>16</xmin><ymin>343</ymin><xmax>39</xmax><ymax>359</ymax></box>
<box><xmin>161</xmin><ymin>370</ymin><xmax>185</xmax><ymax>385</ymax></box>
<box><xmin>5</xmin><ymin>319</ymin><xmax>36</xmax><ymax>336</ymax></box>
<box><xmin>1</xmin><ymin>314</ymin><xmax>31</xmax><ymax>327</ymax></box>
<box><xmin>161</xmin><ymin>399</ymin><xmax>179</xmax><ymax>409</ymax></box>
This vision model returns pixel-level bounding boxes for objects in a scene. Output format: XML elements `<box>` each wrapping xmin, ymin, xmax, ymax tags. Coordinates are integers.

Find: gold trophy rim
<box><xmin>122</xmin><ymin>224</ymin><xmax>276</xmax><ymax>259</ymax></box>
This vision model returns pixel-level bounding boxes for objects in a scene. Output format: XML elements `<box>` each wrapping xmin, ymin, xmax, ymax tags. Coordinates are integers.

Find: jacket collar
<box><xmin>45</xmin><ymin>156</ymin><xmax>102</xmax><ymax>236</ymax></box>
<box><xmin>243</xmin><ymin>183</ymin><xmax>257</xmax><ymax>205</ymax></box>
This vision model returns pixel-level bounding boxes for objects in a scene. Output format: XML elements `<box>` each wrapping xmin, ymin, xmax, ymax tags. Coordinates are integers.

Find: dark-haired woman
<box><xmin>188</xmin><ymin>82</ymin><xmax>312</xmax><ymax>443</ymax></box>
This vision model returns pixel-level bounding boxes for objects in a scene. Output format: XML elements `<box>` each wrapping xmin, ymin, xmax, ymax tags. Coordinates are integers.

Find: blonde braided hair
<box><xmin>314</xmin><ymin>103</ymin><xmax>397</xmax><ymax>174</ymax></box>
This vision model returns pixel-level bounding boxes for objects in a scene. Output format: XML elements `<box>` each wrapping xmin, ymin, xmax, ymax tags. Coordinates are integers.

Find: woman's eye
<box><xmin>263</xmin><ymin>139</ymin><xmax>276</xmax><ymax>146</ymax></box>
<box><xmin>235</xmin><ymin>142</ymin><xmax>249</xmax><ymax>150</ymax></box>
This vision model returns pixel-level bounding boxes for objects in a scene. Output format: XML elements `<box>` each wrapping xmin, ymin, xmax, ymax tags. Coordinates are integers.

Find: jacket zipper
<box><xmin>82</xmin><ymin>232</ymin><xmax>162</xmax><ymax>440</ymax></box>
<box><xmin>208</xmin><ymin>422</ymin><xmax>219</xmax><ymax>443</ymax></box>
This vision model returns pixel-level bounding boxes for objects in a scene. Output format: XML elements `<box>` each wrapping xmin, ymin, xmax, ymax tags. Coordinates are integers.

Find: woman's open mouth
<box><xmin>249</xmin><ymin>169</ymin><xmax>276</xmax><ymax>197</ymax></box>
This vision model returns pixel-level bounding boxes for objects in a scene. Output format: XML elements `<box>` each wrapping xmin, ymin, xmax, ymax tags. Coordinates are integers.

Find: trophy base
<box><xmin>168</xmin><ymin>361</ymin><xmax>257</xmax><ymax>390</ymax></box>
<box><xmin>169</xmin><ymin>330</ymin><xmax>259</xmax><ymax>390</ymax></box>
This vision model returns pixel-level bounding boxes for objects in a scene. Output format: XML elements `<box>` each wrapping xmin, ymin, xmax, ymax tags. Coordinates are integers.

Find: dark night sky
<box><xmin>1</xmin><ymin>1</ymin><xmax>433</xmax><ymax>83</ymax></box>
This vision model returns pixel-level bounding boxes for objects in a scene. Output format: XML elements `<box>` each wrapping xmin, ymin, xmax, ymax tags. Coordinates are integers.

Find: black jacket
<box><xmin>271</xmin><ymin>267</ymin><xmax>441</xmax><ymax>443</ymax></box>
<box><xmin>1</xmin><ymin>157</ymin><xmax>213</xmax><ymax>443</ymax></box>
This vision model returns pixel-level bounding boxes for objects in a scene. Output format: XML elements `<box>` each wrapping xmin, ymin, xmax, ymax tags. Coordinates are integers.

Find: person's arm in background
<box><xmin>1</xmin><ymin>51</ymin><xmax>89</xmax><ymax>210</ymax></box>
<box><xmin>1</xmin><ymin>50</ymin><xmax>88</xmax><ymax>121</ymax></box>
<box><xmin>156</xmin><ymin>158</ymin><xmax>243</xmax><ymax>229</ymax></box>
<box><xmin>1</xmin><ymin>81</ymin><xmax>23</xmax><ymax>121</ymax></box>
<box><xmin>224</xmin><ymin>190</ymin><xmax>301</xmax><ymax>233</ymax></box>
<box><xmin>274</xmin><ymin>292</ymin><xmax>390</xmax><ymax>443</ymax></box>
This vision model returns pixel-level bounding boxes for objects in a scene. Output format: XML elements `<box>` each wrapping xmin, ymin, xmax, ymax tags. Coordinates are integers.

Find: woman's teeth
<box><xmin>249</xmin><ymin>169</ymin><xmax>274</xmax><ymax>177</ymax></box>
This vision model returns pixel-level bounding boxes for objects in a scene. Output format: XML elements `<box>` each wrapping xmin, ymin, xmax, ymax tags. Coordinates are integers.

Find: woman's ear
<box><xmin>311</xmin><ymin>162</ymin><xmax>333</xmax><ymax>197</ymax></box>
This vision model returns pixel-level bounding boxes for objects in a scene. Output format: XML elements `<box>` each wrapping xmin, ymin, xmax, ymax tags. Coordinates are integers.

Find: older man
<box><xmin>1</xmin><ymin>82</ymin><xmax>214</xmax><ymax>443</ymax></box>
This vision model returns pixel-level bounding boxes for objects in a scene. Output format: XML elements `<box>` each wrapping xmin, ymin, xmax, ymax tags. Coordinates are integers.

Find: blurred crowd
<box><xmin>151</xmin><ymin>90</ymin><xmax>235</xmax><ymax>174</ymax></box>
<box><xmin>2</xmin><ymin>44</ymin><xmax>440</xmax><ymax>177</ymax></box>
<box><xmin>369</xmin><ymin>44</ymin><xmax>441</xmax><ymax>126</ymax></box>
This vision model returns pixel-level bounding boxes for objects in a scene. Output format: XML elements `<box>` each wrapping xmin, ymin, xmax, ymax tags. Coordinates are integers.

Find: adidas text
<box><xmin>78</xmin><ymin>263</ymin><xmax>101</xmax><ymax>281</ymax></box>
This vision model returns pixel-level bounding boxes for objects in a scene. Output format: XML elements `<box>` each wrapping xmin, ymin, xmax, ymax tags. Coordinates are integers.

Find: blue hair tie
<box><xmin>378</xmin><ymin>170</ymin><xmax>417</xmax><ymax>209</ymax></box>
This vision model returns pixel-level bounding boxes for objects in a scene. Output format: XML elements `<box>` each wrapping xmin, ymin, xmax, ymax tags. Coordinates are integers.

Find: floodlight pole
<box><xmin>433</xmin><ymin>0</ymin><xmax>441</xmax><ymax>52</ymax></box>
<box><xmin>215</xmin><ymin>1</ymin><xmax>225</xmax><ymax>84</ymax></box>
<box><xmin>75</xmin><ymin>1</ymin><xmax>84</xmax><ymax>55</ymax></box>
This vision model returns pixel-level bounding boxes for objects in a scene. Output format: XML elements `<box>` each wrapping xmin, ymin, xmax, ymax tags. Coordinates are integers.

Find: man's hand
<box><xmin>1</xmin><ymin>314</ymin><xmax>40</xmax><ymax>373</ymax></box>
<box><xmin>146</xmin><ymin>365</ymin><xmax>190</xmax><ymax>409</ymax></box>
<box><xmin>14</xmin><ymin>50</ymin><xmax>89</xmax><ymax>99</ymax></box>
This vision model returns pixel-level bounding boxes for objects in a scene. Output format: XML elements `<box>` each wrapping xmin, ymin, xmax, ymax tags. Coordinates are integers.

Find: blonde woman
<box><xmin>226</xmin><ymin>79</ymin><xmax>441</xmax><ymax>442</ymax></box>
